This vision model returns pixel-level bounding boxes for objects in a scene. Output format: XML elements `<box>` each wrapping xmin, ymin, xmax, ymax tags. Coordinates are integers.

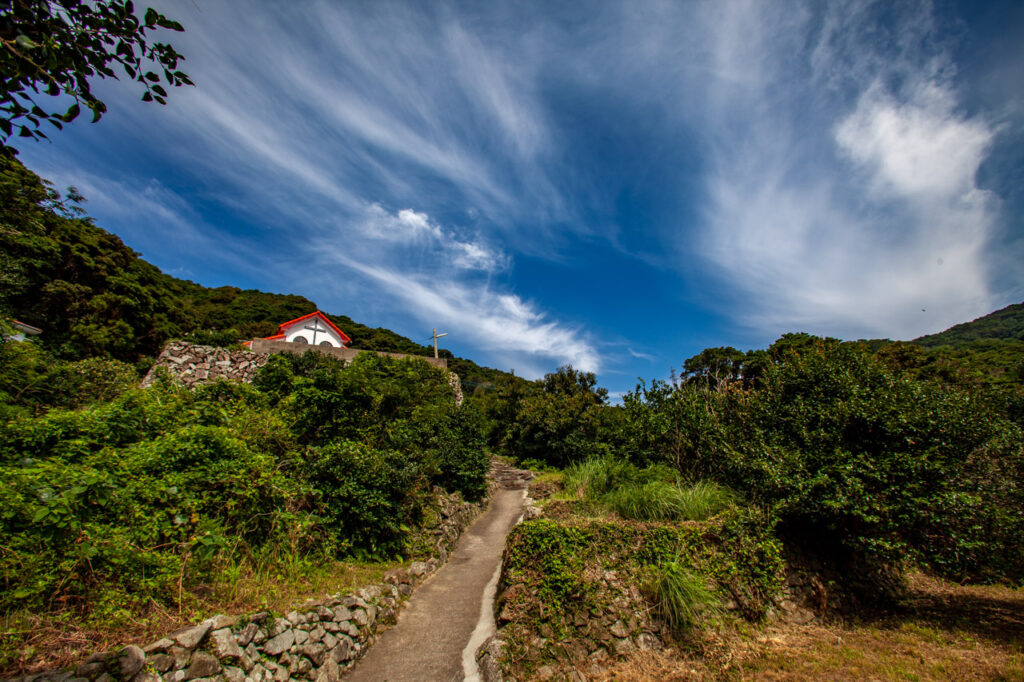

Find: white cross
<box><xmin>305</xmin><ymin>318</ymin><xmax>328</xmax><ymax>345</ymax></box>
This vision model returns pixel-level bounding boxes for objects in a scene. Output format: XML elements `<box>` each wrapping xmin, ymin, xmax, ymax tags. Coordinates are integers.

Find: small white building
<box><xmin>262</xmin><ymin>311</ymin><xmax>351</xmax><ymax>348</ymax></box>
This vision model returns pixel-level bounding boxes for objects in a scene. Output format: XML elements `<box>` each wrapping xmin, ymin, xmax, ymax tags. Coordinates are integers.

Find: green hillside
<box><xmin>915</xmin><ymin>302</ymin><xmax>1024</xmax><ymax>347</ymax></box>
<box><xmin>0</xmin><ymin>155</ymin><xmax>509</xmax><ymax>387</ymax></box>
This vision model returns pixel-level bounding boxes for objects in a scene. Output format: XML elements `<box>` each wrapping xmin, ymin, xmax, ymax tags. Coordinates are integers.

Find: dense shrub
<box><xmin>301</xmin><ymin>440</ymin><xmax>425</xmax><ymax>558</ymax></box>
<box><xmin>617</xmin><ymin>337</ymin><xmax>1024</xmax><ymax>591</ymax></box>
<box><xmin>0</xmin><ymin>351</ymin><xmax>490</xmax><ymax>619</ymax></box>
<box><xmin>0</xmin><ymin>333</ymin><xmax>138</xmax><ymax>420</ymax></box>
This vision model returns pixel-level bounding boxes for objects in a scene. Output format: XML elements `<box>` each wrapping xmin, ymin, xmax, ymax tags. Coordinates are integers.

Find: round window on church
<box><xmin>319</xmin><ymin>340</ymin><xmax>332</xmax><ymax>347</ymax></box>
<box><xmin>293</xmin><ymin>336</ymin><xmax>308</xmax><ymax>344</ymax></box>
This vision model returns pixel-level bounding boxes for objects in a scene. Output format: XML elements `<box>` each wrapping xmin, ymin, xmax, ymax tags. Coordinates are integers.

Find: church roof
<box><xmin>11</xmin><ymin>320</ymin><xmax>42</xmax><ymax>335</ymax></box>
<box><xmin>271</xmin><ymin>310</ymin><xmax>351</xmax><ymax>345</ymax></box>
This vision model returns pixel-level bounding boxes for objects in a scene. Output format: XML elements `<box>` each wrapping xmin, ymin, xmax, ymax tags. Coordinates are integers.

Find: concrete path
<box><xmin>346</xmin><ymin>466</ymin><xmax>532</xmax><ymax>682</ymax></box>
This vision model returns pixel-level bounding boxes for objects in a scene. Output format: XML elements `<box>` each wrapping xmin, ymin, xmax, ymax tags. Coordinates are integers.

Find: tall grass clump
<box><xmin>564</xmin><ymin>456</ymin><xmax>734</xmax><ymax>521</ymax></box>
<box><xmin>563</xmin><ymin>456</ymin><xmax>672</xmax><ymax>499</ymax></box>
<box><xmin>604</xmin><ymin>480</ymin><xmax>734</xmax><ymax>522</ymax></box>
<box><xmin>643</xmin><ymin>560</ymin><xmax>723</xmax><ymax>634</ymax></box>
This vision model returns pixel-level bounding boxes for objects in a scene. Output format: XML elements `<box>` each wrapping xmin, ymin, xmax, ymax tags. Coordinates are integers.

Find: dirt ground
<box><xmin>596</xmin><ymin>572</ymin><xmax>1024</xmax><ymax>681</ymax></box>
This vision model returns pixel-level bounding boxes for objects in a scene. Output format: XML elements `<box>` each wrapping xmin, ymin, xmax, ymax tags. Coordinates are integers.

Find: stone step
<box><xmin>489</xmin><ymin>459</ymin><xmax>536</xmax><ymax>490</ymax></box>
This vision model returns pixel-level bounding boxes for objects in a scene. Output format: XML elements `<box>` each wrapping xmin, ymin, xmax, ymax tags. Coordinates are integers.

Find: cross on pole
<box><xmin>305</xmin><ymin>318</ymin><xmax>328</xmax><ymax>345</ymax></box>
<box><xmin>431</xmin><ymin>328</ymin><xmax>448</xmax><ymax>359</ymax></box>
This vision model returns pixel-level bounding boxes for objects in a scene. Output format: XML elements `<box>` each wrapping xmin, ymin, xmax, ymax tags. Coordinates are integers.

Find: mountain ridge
<box><xmin>914</xmin><ymin>302</ymin><xmax>1024</xmax><ymax>348</ymax></box>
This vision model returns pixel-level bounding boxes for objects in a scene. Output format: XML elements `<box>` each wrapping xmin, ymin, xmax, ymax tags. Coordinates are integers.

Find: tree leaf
<box><xmin>63</xmin><ymin>103</ymin><xmax>81</xmax><ymax>122</ymax></box>
<box><xmin>15</xmin><ymin>35</ymin><xmax>40</xmax><ymax>50</ymax></box>
<box><xmin>157</xmin><ymin>18</ymin><xmax>185</xmax><ymax>31</ymax></box>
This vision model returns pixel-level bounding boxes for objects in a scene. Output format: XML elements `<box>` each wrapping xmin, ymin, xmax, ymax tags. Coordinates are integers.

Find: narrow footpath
<box><xmin>345</xmin><ymin>462</ymin><xmax>534</xmax><ymax>682</ymax></box>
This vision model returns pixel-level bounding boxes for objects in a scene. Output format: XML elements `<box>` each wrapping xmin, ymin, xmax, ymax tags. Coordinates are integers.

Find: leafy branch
<box><xmin>1</xmin><ymin>0</ymin><xmax>192</xmax><ymax>146</ymax></box>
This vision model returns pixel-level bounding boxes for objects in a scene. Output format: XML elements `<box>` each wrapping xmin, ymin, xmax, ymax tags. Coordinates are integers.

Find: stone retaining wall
<box><xmin>141</xmin><ymin>342</ymin><xmax>268</xmax><ymax>389</ymax></box>
<box><xmin>7</xmin><ymin>492</ymin><xmax>483</xmax><ymax>682</ymax></box>
<box><xmin>140</xmin><ymin>342</ymin><xmax>461</xmax><ymax>404</ymax></box>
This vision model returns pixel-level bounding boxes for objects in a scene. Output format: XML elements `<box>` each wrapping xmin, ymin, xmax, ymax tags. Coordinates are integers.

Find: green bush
<box><xmin>301</xmin><ymin>440</ymin><xmax>424</xmax><ymax>558</ymax></box>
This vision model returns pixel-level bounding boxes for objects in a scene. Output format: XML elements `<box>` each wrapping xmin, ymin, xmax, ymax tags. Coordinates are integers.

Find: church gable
<box><xmin>267</xmin><ymin>311</ymin><xmax>351</xmax><ymax>348</ymax></box>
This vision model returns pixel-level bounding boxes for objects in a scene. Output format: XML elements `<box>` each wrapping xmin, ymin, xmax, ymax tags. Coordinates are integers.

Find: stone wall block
<box><xmin>208</xmin><ymin>628</ymin><xmax>242</xmax><ymax>662</ymax></box>
<box><xmin>117</xmin><ymin>646</ymin><xmax>146</xmax><ymax>679</ymax></box>
<box><xmin>262</xmin><ymin>629</ymin><xmax>295</xmax><ymax>657</ymax></box>
<box><xmin>235</xmin><ymin>622</ymin><xmax>258</xmax><ymax>648</ymax></box>
<box><xmin>170</xmin><ymin>622</ymin><xmax>211</xmax><ymax>650</ymax></box>
<box><xmin>184</xmin><ymin>651</ymin><xmax>220</xmax><ymax>679</ymax></box>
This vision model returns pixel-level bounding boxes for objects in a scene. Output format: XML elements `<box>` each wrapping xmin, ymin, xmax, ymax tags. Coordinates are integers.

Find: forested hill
<box><xmin>0</xmin><ymin>156</ymin><xmax>509</xmax><ymax>387</ymax></box>
<box><xmin>914</xmin><ymin>302</ymin><xmax>1024</xmax><ymax>348</ymax></box>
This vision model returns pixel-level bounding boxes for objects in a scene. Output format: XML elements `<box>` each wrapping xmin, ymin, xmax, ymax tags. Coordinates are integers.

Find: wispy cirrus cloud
<box><xmin>687</xmin><ymin>0</ymin><xmax>1004</xmax><ymax>339</ymax></box>
<box><xmin>20</xmin><ymin>0</ymin><xmax>1021</xmax><ymax>390</ymax></box>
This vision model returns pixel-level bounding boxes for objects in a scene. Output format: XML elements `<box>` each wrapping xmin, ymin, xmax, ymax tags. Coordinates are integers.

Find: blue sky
<box><xmin>15</xmin><ymin>0</ymin><xmax>1024</xmax><ymax>395</ymax></box>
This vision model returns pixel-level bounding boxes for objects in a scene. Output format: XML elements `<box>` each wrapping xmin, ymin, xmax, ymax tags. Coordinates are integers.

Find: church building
<box><xmin>260</xmin><ymin>311</ymin><xmax>351</xmax><ymax>348</ymax></box>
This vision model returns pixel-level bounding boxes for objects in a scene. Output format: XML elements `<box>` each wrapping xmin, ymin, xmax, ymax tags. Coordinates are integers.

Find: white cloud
<box><xmin>355</xmin><ymin>204</ymin><xmax>506</xmax><ymax>273</ymax></box>
<box><xmin>396</xmin><ymin>209</ymin><xmax>440</xmax><ymax>237</ymax></box>
<box><xmin>836</xmin><ymin>82</ymin><xmax>994</xmax><ymax>201</ymax></box>
<box><xmin>451</xmin><ymin>240</ymin><xmax>506</xmax><ymax>271</ymax></box>
<box><xmin>628</xmin><ymin>348</ymin><xmax>656</xmax><ymax>362</ymax></box>
<box><xmin>310</xmin><ymin>250</ymin><xmax>600</xmax><ymax>376</ymax></box>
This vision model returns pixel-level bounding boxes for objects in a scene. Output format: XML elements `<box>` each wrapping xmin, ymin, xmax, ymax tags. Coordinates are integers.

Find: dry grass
<box><xmin>594</xmin><ymin>572</ymin><xmax>1024</xmax><ymax>681</ymax></box>
<box><xmin>0</xmin><ymin>557</ymin><xmax>402</xmax><ymax>676</ymax></box>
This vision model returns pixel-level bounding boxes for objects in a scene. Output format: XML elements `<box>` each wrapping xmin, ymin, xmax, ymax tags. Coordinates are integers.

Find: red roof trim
<box><xmin>266</xmin><ymin>311</ymin><xmax>351</xmax><ymax>345</ymax></box>
<box><xmin>11</xmin><ymin>319</ymin><xmax>42</xmax><ymax>334</ymax></box>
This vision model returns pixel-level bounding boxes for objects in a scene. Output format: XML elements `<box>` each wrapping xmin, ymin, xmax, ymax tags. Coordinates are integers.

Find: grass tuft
<box><xmin>643</xmin><ymin>560</ymin><xmax>723</xmax><ymax>635</ymax></box>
